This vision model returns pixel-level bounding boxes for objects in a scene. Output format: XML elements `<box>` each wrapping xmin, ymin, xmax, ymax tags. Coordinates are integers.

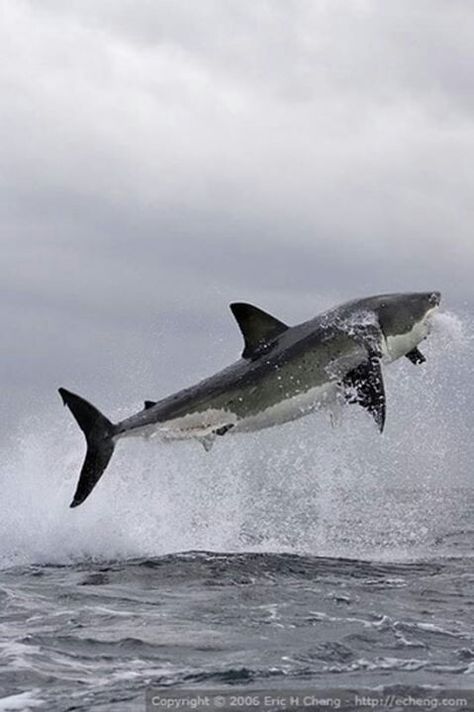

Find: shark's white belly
<box><xmin>117</xmin><ymin>408</ymin><xmax>237</xmax><ymax>442</ymax></box>
<box><xmin>117</xmin><ymin>382</ymin><xmax>340</xmax><ymax>443</ymax></box>
<box><xmin>232</xmin><ymin>381</ymin><xmax>339</xmax><ymax>433</ymax></box>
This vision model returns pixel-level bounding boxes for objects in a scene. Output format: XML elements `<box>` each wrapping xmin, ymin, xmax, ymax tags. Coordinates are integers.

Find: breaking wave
<box><xmin>0</xmin><ymin>311</ymin><xmax>472</xmax><ymax>569</ymax></box>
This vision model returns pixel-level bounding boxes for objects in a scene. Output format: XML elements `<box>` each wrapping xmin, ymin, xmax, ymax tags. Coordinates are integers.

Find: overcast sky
<box><xmin>1</xmin><ymin>0</ymin><xmax>474</xmax><ymax>433</ymax></box>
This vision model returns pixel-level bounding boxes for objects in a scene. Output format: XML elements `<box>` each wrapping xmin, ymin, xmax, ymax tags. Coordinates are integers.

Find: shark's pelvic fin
<box><xmin>58</xmin><ymin>388</ymin><xmax>116</xmax><ymax>508</ymax></box>
<box><xmin>144</xmin><ymin>400</ymin><xmax>157</xmax><ymax>410</ymax></box>
<box><xmin>230</xmin><ymin>302</ymin><xmax>289</xmax><ymax>359</ymax></box>
<box><xmin>405</xmin><ymin>347</ymin><xmax>426</xmax><ymax>365</ymax></box>
<box><xmin>343</xmin><ymin>353</ymin><xmax>386</xmax><ymax>432</ymax></box>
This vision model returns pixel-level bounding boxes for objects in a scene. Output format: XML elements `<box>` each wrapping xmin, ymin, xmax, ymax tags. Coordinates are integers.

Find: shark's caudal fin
<box><xmin>58</xmin><ymin>388</ymin><xmax>116</xmax><ymax>508</ymax></box>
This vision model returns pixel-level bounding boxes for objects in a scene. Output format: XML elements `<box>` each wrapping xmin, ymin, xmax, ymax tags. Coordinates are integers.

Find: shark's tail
<box><xmin>58</xmin><ymin>388</ymin><xmax>116</xmax><ymax>508</ymax></box>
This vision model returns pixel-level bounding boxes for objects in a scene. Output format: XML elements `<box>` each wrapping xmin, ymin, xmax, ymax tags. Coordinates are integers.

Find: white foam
<box><xmin>430</xmin><ymin>310</ymin><xmax>469</xmax><ymax>346</ymax></box>
<box><xmin>0</xmin><ymin>691</ymin><xmax>44</xmax><ymax>711</ymax></box>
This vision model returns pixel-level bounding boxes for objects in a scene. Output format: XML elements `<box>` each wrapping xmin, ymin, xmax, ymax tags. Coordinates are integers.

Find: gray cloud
<box><xmin>1</xmin><ymin>0</ymin><xmax>473</xmax><ymax>435</ymax></box>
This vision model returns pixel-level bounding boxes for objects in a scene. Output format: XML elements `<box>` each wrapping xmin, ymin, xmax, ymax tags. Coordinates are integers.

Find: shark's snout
<box><xmin>428</xmin><ymin>291</ymin><xmax>441</xmax><ymax>307</ymax></box>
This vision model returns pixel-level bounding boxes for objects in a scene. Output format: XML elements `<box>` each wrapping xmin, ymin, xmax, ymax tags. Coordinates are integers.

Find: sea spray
<box><xmin>0</xmin><ymin>311</ymin><xmax>472</xmax><ymax>568</ymax></box>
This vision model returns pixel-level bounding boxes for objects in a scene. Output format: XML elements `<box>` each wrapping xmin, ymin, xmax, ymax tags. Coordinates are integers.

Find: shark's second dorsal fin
<box><xmin>230</xmin><ymin>302</ymin><xmax>289</xmax><ymax>359</ymax></box>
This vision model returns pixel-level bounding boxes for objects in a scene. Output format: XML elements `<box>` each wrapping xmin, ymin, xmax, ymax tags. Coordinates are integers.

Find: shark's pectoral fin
<box><xmin>144</xmin><ymin>400</ymin><xmax>157</xmax><ymax>410</ymax></box>
<box><xmin>343</xmin><ymin>354</ymin><xmax>386</xmax><ymax>432</ymax></box>
<box><xmin>230</xmin><ymin>302</ymin><xmax>289</xmax><ymax>359</ymax></box>
<box><xmin>405</xmin><ymin>347</ymin><xmax>426</xmax><ymax>365</ymax></box>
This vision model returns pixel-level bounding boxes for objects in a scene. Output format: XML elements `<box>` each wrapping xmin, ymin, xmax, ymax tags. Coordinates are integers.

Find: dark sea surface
<box><xmin>0</xmin><ymin>313</ymin><xmax>473</xmax><ymax>711</ymax></box>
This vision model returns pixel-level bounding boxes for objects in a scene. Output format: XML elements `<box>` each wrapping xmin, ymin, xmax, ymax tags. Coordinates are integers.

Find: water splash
<box><xmin>0</xmin><ymin>311</ymin><xmax>472</xmax><ymax>568</ymax></box>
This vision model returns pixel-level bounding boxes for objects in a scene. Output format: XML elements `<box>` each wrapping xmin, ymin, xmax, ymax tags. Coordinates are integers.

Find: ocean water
<box><xmin>0</xmin><ymin>313</ymin><xmax>473</xmax><ymax>711</ymax></box>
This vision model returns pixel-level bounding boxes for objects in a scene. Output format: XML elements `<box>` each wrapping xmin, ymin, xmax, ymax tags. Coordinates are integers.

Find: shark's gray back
<box><xmin>117</xmin><ymin>310</ymin><xmax>369</xmax><ymax>432</ymax></box>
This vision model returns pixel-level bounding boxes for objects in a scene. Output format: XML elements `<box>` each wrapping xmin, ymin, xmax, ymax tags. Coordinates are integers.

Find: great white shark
<box><xmin>59</xmin><ymin>291</ymin><xmax>440</xmax><ymax>508</ymax></box>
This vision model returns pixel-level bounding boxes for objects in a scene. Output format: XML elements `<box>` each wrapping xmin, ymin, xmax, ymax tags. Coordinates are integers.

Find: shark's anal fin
<box><xmin>199</xmin><ymin>424</ymin><xmax>235</xmax><ymax>452</ymax></box>
<box><xmin>144</xmin><ymin>400</ymin><xmax>157</xmax><ymax>410</ymax></box>
<box><xmin>230</xmin><ymin>302</ymin><xmax>289</xmax><ymax>360</ymax></box>
<box><xmin>405</xmin><ymin>347</ymin><xmax>426</xmax><ymax>365</ymax></box>
<box><xmin>199</xmin><ymin>435</ymin><xmax>215</xmax><ymax>452</ymax></box>
<box><xmin>343</xmin><ymin>353</ymin><xmax>386</xmax><ymax>432</ymax></box>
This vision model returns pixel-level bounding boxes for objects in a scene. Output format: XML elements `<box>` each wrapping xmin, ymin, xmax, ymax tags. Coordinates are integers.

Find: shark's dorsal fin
<box><xmin>230</xmin><ymin>302</ymin><xmax>289</xmax><ymax>359</ymax></box>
